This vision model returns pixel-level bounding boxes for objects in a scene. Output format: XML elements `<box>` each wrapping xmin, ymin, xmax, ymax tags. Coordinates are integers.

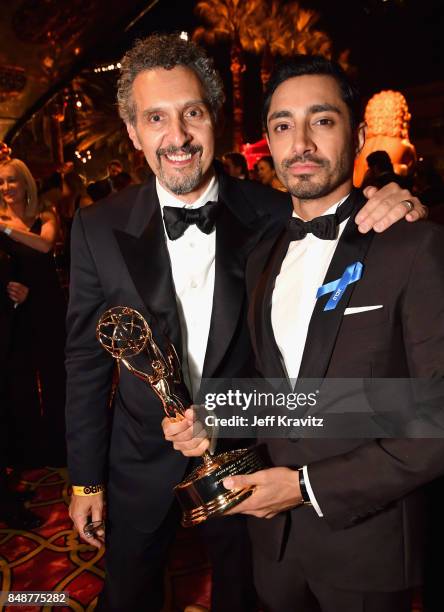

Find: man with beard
<box><xmin>218</xmin><ymin>56</ymin><xmax>443</xmax><ymax>611</ymax></box>
<box><xmin>66</xmin><ymin>36</ymin><xmax>426</xmax><ymax>612</ymax></box>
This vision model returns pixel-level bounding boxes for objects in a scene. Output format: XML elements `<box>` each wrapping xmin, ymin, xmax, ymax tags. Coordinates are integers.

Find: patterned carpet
<box><xmin>0</xmin><ymin>467</ymin><xmax>211</xmax><ymax>612</ymax></box>
<box><xmin>0</xmin><ymin>468</ymin><xmax>425</xmax><ymax>612</ymax></box>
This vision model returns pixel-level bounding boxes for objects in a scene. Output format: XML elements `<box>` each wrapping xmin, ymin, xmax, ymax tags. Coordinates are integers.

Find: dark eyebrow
<box><xmin>308</xmin><ymin>103</ymin><xmax>342</xmax><ymax>115</ymax></box>
<box><xmin>141</xmin><ymin>108</ymin><xmax>162</xmax><ymax>120</ymax></box>
<box><xmin>141</xmin><ymin>99</ymin><xmax>208</xmax><ymax>120</ymax></box>
<box><xmin>268</xmin><ymin>104</ymin><xmax>342</xmax><ymax>124</ymax></box>
<box><xmin>267</xmin><ymin>110</ymin><xmax>293</xmax><ymax>123</ymax></box>
<box><xmin>183</xmin><ymin>99</ymin><xmax>208</xmax><ymax>108</ymax></box>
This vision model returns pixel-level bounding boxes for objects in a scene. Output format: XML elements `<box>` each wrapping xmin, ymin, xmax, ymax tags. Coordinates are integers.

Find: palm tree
<box><xmin>62</xmin><ymin>73</ymin><xmax>130</xmax><ymax>154</ymax></box>
<box><xmin>194</xmin><ymin>0</ymin><xmax>264</xmax><ymax>151</ymax></box>
<box><xmin>194</xmin><ymin>1</ymin><xmax>349</xmax><ymax>147</ymax></box>
<box><xmin>245</xmin><ymin>1</ymin><xmax>333</xmax><ymax>89</ymax></box>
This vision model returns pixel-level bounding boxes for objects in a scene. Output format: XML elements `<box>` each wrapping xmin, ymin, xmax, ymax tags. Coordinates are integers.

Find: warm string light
<box><xmin>64</xmin><ymin>90</ymin><xmax>83</xmax><ymax>110</ymax></box>
<box><xmin>93</xmin><ymin>34</ymin><xmax>186</xmax><ymax>75</ymax></box>
<box><xmin>75</xmin><ymin>149</ymin><xmax>92</xmax><ymax>164</ymax></box>
<box><xmin>93</xmin><ymin>62</ymin><xmax>122</xmax><ymax>73</ymax></box>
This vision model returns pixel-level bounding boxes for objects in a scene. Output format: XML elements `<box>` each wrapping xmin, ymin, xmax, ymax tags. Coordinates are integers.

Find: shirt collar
<box><xmin>292</xmin><ymin>193</ymin><xmax>351</xmax><ymax>220</ymax></box>
<box><xmin>156</xmin><ymin>175</ymin><xmax>219</xmax><ymax>210</ymax></box>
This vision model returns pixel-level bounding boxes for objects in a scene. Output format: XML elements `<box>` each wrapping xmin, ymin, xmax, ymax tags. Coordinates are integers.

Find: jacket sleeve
<box><xmin>65</xmin><ymin>209</ymin><xmax>114</xmax><ymax>486</ymax></box>
<box><xmin>307</xmin><ymin>224</ymin><xmax>444</xmax><ymax>530</ymax></box>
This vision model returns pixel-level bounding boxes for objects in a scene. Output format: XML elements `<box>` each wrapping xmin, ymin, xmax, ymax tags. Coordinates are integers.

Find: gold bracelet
<box><xmin>72</xmin><ymin>484</ymin><xmax>105</xmax><ymax>496</ymax></box>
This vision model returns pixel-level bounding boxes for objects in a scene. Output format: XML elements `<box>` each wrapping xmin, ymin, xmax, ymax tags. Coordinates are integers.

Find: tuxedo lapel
<box><xmin>202</xmin><ymin>202</ymin><xmax>252</xmax><ymax>379</ymax></box>
<box><xmin>298</xmin><ymin>190</ymin><xmax>374</xmax><ymax>379</ymax></box>
<box><xmin>251</xmin><ymin>228</ymin><xmax>290</xmax><ymax>379</ymax></box>
<box><xmin>202</xmin><ymin>172</ymin><xmax>279</xmax><ymax>379</ymax></box>
<box><xmin>113</xmin><ymin>179</ymin><xmax>183</xmax><ymax>357</ymax></box>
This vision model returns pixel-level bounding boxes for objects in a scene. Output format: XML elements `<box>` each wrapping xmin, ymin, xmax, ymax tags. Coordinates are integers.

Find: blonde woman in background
<box><xmin>0</xmin><ymin>158</ymin><xmax>66</xmax><ymax>475</ymax></box>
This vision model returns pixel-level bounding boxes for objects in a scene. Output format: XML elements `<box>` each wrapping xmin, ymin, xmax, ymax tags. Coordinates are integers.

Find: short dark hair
<box><xmin>108</xmin><ymin>159</ymin><xmax>122</xmax><ymax>169</ymax></box>
<box><xmin>223</xmin><ymin>152</ymin><xmax>248</xmax><ymax>176</ymax></box>
<box><xmin>118</xmin><ymin>33</ymin><xmax>225</xmax><ymax>125</ymax></box>
<box><xmin>87</xmin><ymin>180</ymin><xmax>112</xmax><ymax>202</ymax></box>
<box><xmin>258</xmin><ymin>155</ymin><xmax>275</xmax><ymax>170</ymax></box>
<box><xmin>262</xmin><ymin>55</ymin><xmax>361</xmax><ymax>131</ymax></box>
<box><xmin>366</xmin><ymin>150</ymin><xmax>393</xmax><ymax>172</ymax></box>
<box><xmin>112</xmin><ymin>171</ymin><xmax>132</xmax><ymax>191</ymax></box>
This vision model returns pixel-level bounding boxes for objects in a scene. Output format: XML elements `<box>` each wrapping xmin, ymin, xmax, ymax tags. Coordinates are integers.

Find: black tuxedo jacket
<box><xmin>246</xmin><ymin>189</ymin><xmax>444</xmax><ymax>591</ymax></box>
<box><xmin>65</xmin><ymin>172</ymin><xmax>291</xmax><ymax>531</ymax></box>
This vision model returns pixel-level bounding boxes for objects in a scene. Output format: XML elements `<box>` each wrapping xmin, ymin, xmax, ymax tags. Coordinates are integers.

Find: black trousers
<box><xmin>253</xmin><ymin>548</ymin><xmax>413</xmax><ymax>612</ymax></box>
<box><xmin>198</xmin><ymin>514</ymin><xmax>257</xmax><ymax>612</ymax></box>
<box><xmin>96</xmin><ymin>503</ymin><xmax>256</xmax><ymax>612</ymax></box>
<box><xmin>96</xmin><ymin>503</ymin><xmax>178</xmax><ymax>612</ymax></box>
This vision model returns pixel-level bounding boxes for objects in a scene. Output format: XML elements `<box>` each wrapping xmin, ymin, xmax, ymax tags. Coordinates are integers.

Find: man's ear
<box><xmin>265</xmin><ymin>129</ymin><xmax>271</xmax><ymax>151</ymax></box>
<box><xmin>355</xmin><ymin>121</ymin><xmax>367</xmax><ymax>157</ymax></box>
<box><xmin>126</xmin><ymin>123</ymin><xmax>142</xmax><ymax>150</ymax></box>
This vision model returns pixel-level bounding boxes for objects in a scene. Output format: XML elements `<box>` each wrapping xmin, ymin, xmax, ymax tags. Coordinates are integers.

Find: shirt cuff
<box><xmin>72</xmin><ymin>484</ymin><xmax>105</xmax><ymax>496</ymax></box>
<box><xmin>303</xmin><ymin>465</ymin><xmax>323</xmax><ymax>517</ymax></box>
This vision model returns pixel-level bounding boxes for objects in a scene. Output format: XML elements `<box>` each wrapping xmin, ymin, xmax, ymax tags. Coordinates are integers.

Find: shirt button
<box><xmin>189</xmin><ymin>242</ymin><xmax>195</xmax><ymax>248</ymax></box>
<box><xmin>190</xmin><ymin>280</ymin><xmax>198</xmax><ymax>289</ymax></box>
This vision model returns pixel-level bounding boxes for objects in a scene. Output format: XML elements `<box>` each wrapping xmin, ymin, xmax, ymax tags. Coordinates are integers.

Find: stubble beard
<box><xmin>279</xmin><ymin>149</ymin><xmax>353</xmax><ymax>201</ymax></box>
<box><xmin>157</xmin><ymin>144</ymin><xmax>204</xmax><ymax>196</ymax></box>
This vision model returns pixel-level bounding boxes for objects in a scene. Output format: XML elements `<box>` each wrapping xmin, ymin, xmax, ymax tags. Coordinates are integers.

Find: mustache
<box><xmin>282</xmin><ymin>154</ymin><xmax>328</xmax><ymax>169</ymax></box>
<box><xmin>157</xmin><ymin>144</ymin><xmax>203</xmax><ymax>157</ymax></box>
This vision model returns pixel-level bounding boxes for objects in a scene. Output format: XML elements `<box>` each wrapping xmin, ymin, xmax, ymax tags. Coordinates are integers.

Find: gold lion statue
<box><xmin>354</xmin><ymin>90</ymin><xmax>416</xmax><ymax>187</ymax></box>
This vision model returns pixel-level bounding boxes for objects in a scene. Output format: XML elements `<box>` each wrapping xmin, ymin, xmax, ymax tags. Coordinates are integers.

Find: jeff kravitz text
<box><xmin>204</xmin><ymin>414</ymin><xmax>324</xmax><ymax>428</ymax></box>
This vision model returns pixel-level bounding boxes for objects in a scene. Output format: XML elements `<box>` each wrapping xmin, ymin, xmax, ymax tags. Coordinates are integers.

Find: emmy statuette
<box><xmin>97</xmin><ymin>306</ymin><xmax>265</xmax><ymax>527</ymax></box>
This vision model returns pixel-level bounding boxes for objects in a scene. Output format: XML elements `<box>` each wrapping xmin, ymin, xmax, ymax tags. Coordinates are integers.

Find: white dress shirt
<box><xmin>271</xmin><ymin>195</ymin><xmax>350</xmax><ymax>516</ymax></box>
<box><xmin>157</xmin><ymin>176</ymin><xmax>218</xmax><ymax>399</ymax></box>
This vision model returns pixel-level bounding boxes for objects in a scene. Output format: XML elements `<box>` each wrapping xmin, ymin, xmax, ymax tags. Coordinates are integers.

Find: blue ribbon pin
<box><xmin>316</xmin><ymin>261</ymin><xmax>363</xmax><ymax>311</ymax></box>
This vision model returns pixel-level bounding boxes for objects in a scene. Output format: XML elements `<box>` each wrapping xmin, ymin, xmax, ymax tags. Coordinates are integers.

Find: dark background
<box><xmin>1</xmin><ymin>0</ymin><xmax>442</xmax><ymax>173</ymax></box>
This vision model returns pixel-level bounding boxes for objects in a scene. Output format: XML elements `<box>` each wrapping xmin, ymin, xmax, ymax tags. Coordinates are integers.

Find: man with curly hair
<box><xmin>65</xmin><ymin>33</ymin><xmax>425</xmax><ymax>611</ymax></box>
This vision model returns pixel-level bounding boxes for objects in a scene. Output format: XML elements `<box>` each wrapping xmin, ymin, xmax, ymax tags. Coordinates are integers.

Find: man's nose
<box><xmin>167</xmin><ymin>116</ymin><xmax>191</xmax><ymax>147</ymax></box>
<box><xmin>291</xmin><ymin>126</ymin><xmax>316</xmax><ymax>157</ymax></box>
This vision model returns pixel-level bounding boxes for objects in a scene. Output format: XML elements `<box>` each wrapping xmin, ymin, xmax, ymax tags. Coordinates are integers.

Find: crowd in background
<box><xmin>26</xmin><ymin>149</ymin><xmax>444</xmax><ymax>271</ymax></box>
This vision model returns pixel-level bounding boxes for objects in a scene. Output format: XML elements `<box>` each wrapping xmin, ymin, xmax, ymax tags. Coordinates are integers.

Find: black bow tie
<box><xmin>287</xmin><ymin>195</ymin><xmax>355</xmax><ymax>241</ymax></box>
<box><xmin>163</xmin><ymin>201</ymin><xmax>220</xmax><ymax>240</ymax></box>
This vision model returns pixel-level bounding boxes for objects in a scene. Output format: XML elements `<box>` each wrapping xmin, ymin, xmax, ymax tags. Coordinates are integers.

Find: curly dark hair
<box><xmin>117</xmin><ymin>33</ymin><xmax>225</xmax><ymax>125</ymax></box>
